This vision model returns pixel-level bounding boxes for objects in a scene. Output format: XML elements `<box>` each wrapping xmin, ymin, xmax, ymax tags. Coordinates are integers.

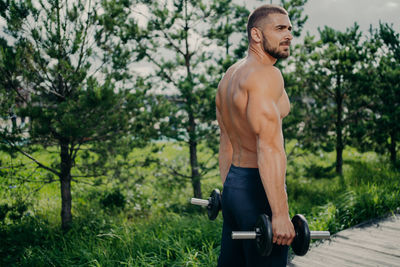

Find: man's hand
<box><xmin>272</xmin><ymin>214</ymin><xmax>295</xmax><ymax>246</ymax></box>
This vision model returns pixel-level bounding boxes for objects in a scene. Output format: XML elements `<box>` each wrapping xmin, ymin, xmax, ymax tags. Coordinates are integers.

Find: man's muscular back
<box><xmin>216</xmin><ymin>55</ymin><xmax>294</xmax><ymax>246</ymax></box>
<box><xmin>216</xmin><ymin>6</ymin><xmax>296</xmax><ymax>250</ymax></box>
<box><xmin>216</xmin><ymin>57</ymin><xmax>290</xmax><ymax>169</ymax></box>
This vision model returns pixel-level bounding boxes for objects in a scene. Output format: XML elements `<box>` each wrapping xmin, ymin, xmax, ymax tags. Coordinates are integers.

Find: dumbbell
<box><xmin>232</xmin><ymin>214</ymin><xmax>330</xmax><ymax>256</ymax></box>
<box><xmin>190</xmin><ymin>189</ymin><xmax>222</xmax><ymax>220</ymax></box>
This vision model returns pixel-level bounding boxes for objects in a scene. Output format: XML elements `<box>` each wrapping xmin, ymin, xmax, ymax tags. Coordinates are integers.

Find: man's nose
<box><xmin>286</xmin><ymin>31</ymin><xmax>293</xmax><ymax>41</ymax></box>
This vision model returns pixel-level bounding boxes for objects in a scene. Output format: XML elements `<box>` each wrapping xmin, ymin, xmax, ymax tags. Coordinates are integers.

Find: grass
<box><xmin>1</xmin><ymin>208</ymin><xmax>221</xmax><ymax>266</ymax></box>
<box><xmin>0</xmin><ymin>142</ymin><xmax>399</xmax><ymax>266</ymax></box>
<box><xmin>286</xmin><ymin>147</ymin><xmax>400</xmax><ymax>233</ymax></box>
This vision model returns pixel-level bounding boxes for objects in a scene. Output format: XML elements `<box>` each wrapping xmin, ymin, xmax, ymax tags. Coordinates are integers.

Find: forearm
<box><xmin>257</xmin><ymin>142</ymin><xmax>289</xmax><ymax>216</ymax></box>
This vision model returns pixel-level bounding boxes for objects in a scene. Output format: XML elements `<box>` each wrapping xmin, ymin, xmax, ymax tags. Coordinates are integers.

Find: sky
<box><xmin>241</xmin><ymin>0</ymin><xmax>400</xmax><ymax>40</ymax></box>
<box><xmin>302</xmin><ymin>0</ymin><xmax>399</xmax><ymax>39</ymax></box>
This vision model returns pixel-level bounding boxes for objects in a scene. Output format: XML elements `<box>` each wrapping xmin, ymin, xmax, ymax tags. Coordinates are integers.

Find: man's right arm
<box><xmin>245</xmin><ymin>67</ymin><xmax>295</xmax><ymax>246</ymax></box>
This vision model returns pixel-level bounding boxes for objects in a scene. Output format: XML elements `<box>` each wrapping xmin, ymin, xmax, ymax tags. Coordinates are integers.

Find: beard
<box><xmin>262</xmin><ymin>35</ymin><xmax>290</xmax><ymax>59</ymax></box>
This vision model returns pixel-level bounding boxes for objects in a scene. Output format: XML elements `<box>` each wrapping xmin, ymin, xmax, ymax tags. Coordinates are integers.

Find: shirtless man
<box><xmin>216</xmin><ymin>5</ymin><xmax>295</xmax><ymax>267</ymax></box>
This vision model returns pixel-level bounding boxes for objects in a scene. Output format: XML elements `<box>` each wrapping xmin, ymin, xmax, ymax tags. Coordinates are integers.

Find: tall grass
<box><xmin>1</xmin><ymin>209</ymin><xmax>222</xmax><ymax>266</ymax></box>
<box><xmin>1</xmin><ymin>144</ymin><xmax>399</xmax><ymax>266</ymax></box>
<box><xmin>286</xmin><ymin>148</ymin><xmax>400</xmax><ymax>233</ymax></box>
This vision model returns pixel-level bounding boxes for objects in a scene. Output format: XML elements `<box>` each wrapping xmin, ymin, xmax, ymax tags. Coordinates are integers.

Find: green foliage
<box><xmin>0</xmin><ymin>187</ymin><xmax>31</xmax><ymax>223</ymax></box>
<box><xmin>1</xmin><ymin>0</ymin><xmax>399</xmax><ymax>263</ymax></box>
<box><xmin>100</xmin><ymin>187</ymin><xmax>126</xmax><ymax>209</ymax></box>
<box><xmin>0</xmin><ymin>0</ymin><xmax>168</xmax><ymax>228</ymax></box>
<box><xmin>2</xmin><ymin>200</ymin><xmax>28</xmax><ymax>222</ymax></box>
<box><xmin>305</xmin><ymin>23</ymin><xmax>364</xmax><ymax>152</ymax></box>
<box><xmin>285</xmin><ymin>23</ymin><xmax>400</xmax><ymax>173</ymax></box>
<box><xmin>304</xmin><ymin>163</ymin><xmax>335</xmax><ymax>179</ymax></box>
<box><xmin>125</xmin><ymin>0</ymin><xmax>252</xmax><ymax>197</ymax></box>
<box><xmin>280</xmin><ymin>0</ymin><xmax>308</xmax><ymax>37</ymax></box>
<box><xmin>1</xmin><ymin>144</ymin><xmax>399</xmax><ymax>266</ymax></box>
<box><xmin>0</xmin><ymin>156</ymin><xmax>40</xmax><ymax>224</ymax></box>
<box><xmin>0</xmin><ymin>211</ymin><xmax>221</xmax><ymax>266</ymax></box>
<box><xmin>127</xmin><ymin>0</ymin><xmax>309</xmax><ymax>198</ymax></box>
<box><xmin>285</xmin><ymin>22</ymin><xmax>400</xmax><ymax>171</ymax></box>
<box><xmin>287</xmin><ymin>150</ymin><xmax>400</xmax><ymax>234</ymax></box>
<box><xmin>352</xmin><ymin>22</ymin><xmax>400</xmax><ymax>166</ymax></box>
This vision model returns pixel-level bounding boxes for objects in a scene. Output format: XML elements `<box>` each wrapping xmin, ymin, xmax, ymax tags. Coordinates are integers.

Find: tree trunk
<box><xmin>189</xmin><ymin>112</ymin><xmax>202</xmax><ymax>198</ymax></box>
<box><xmin>60</xmin><ymin>139</ymin><xmax>72</xmax><ymax>231</ymax></box>
<box><xmin>183</xmin><ymin>3</ymin><xmax>201</xmax><ymax>198</ymax></box>
<box><xmin>335</xmin><ymin>75</ymin><xmax>344</xmax><ymax>175</ymax></box>
<box><xmin>390</xmin><ymin>130</ymin><xmax>397</xmax><ymax>166</ymax></box>
<box><xmin>336</xmin><ymin>133</ymin><xmax>343</xmax><ymax>174</ymax></box>
<box><xmin>225</xmin><ymin>17</ymin><xmax>229</xmax><ymax>56</ymax></box>
<box><xmin>182</xmin><ymin>0</ymin><xmax>201</xmax><ymax>198</ymax></box>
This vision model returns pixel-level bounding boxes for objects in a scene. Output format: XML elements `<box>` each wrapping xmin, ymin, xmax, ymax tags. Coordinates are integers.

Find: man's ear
<box><xmin>250</xmin><ymin>27</ymin><xmax>262</xmax><ymax>43</ymax></box>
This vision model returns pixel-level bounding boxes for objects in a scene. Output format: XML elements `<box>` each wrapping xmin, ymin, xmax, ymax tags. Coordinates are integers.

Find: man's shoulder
<box><xmin>250</xmin><ymin>65</ymin><xmax>282</xmax><ymax>82</ymax></box>
<box><xmin>224</xmin><ymin>59</ymin><xmax>245</xmax><ymax>78</ymax></box>
<box><xmin>242</xmin><ymin>65</ymin><xmax>283</xmax><ymax>93</ymax></box>
<box><xmin>218</xmin><ymin>59</ymin><xmax>245</xmax><ymax>90</ymax></box>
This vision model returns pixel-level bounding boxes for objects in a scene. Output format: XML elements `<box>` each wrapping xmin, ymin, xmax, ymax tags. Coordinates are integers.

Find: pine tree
<box><xmin>0</xmin><ymin>0</ymin><xmax>166</xmax><ymax>230</ymax></box>
<box><xmin>291</xmin><ymin>24</ymin><xmax>366</xmax><ymax>174</ymax></box>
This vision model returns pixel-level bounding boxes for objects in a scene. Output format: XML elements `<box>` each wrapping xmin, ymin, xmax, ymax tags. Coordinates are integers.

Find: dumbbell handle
<box><xmin>310</xmin><ymin>231</ymin><xmax>331</xmax><ymax>239</ymax></box>
<box><xmin>232</xmin><ymin>230</ymin><xmax>331</xmax><ymax>239</ymax></box>
<box><xmin>232</xmin><ymin>231</ymin><xmax>257</xmax><ymax>239</ymax></box>
<box><xmin>190</xmin><ymin>198</ymin><xmax>209</xmax><ymax>207</ymax></box>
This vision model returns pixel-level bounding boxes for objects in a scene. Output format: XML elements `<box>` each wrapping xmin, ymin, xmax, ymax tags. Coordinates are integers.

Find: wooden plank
<box><xmin>333</xmin><ymin>235</ymin><xmax>400</xmax><ymax>257</ymax></box>
<box><xmin>293</xmin><ymin>248</ymin><xmax>377</xmax><ymax>267</ymax></box>
<box><xmin>338</xmin><ymin>226</ymin><xmax>400</xmax><ymax>239</ymax></box>
<box><xmin>334</xmin><ymin>232</ymin><xmax>400</xmax><ymax>252</ymax></box>
<box><xmin>381</xmin><ymin>224</ymin><xmax>400</xmax><ymax>232</ymax></box>
<box><xmin>290</xmin><ymin>250</ymin><xmax>356</xmax><ymax>267</ymax></box>
<box><xmin>321</xmin><ymin>238</ymin><xmax>400</xmax><ymax>266</ymax></box>
<box><xmin>289</xmin><ymin>214</ymin><xmax>400</xmax><ymax>267</ymax></box>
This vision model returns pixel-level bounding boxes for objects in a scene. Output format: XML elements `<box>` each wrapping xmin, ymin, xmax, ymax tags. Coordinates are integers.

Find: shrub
<box><xmin>100</xmin><ymin>188</ymin><xmax>126</xmax><ymax>209</ymax></box>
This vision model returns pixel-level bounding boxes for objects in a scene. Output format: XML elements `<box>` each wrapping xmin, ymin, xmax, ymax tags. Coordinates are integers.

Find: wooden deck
<box><xmin>289</xmin><ymin>213</ymin><xmax>400</xmax><ymax>267</ymax></box>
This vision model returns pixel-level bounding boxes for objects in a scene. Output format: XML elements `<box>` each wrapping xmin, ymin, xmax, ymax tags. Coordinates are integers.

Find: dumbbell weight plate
<box><xmin>255</xmin><ymin>214</ymin><xmax>273</xmax><ymax>256</ymax></box>
<box><xmin>291</xmin><ymin>214</ymin><xmax>311</xmax><ymax>256</ymax></box>
<box><xmin>207</xmin><ymin>189</ymin><xmax>221</xmax><ymax>220</ymax></box>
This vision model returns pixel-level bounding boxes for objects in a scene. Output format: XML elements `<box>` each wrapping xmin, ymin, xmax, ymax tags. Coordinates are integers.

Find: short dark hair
<box><xmin>247</xmin><ymin>5</ymin><xmax>288</xmax><ymax>41</ymax></box>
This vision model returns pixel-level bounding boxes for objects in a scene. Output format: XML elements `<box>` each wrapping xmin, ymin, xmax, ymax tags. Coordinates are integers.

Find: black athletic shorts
<box><xmin>217</xmin><ymin>164</ymin><xmax>288</xmax><ymax>267</ymax></box>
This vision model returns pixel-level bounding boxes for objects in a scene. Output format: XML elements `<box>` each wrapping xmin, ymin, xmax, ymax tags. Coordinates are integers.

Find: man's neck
<box><xmin>247</xmin><ymin>44</ymin><xmax>277</xmax><ymax>66</ymax></box>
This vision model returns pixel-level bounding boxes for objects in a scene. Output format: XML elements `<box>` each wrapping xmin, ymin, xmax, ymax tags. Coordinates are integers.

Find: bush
<box><xmin>100</xmin><ymin>188</ymin><xmax>126</xmax><ymax>209</ymax></box>
<box><xmin>0</xmin><ymin>203</ymin><xmax>9</xmax><ymax>222</ymax></box>
<box><xmin>307</xmin><ymin>159</ymin><xmax>400</xmax><ymax>233</ymax></box>
<box><xmin>304</xmin><ymin>163</ymin><xmax>336</xmax><ymax>179</ymax></box>
<box><xmin>0</xmin><ymin>200</ymin><xmax>29</xmax><ymax>223</ymax></box>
